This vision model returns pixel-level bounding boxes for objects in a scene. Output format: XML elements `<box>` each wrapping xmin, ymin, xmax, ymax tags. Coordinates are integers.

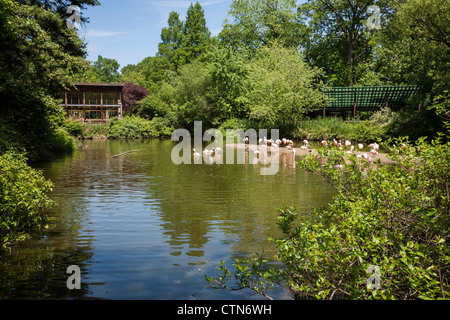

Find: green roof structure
<box><xmin>321</xmin><ymin>85</ymin><xmax>419</xmax><ymax>116</ymax></box>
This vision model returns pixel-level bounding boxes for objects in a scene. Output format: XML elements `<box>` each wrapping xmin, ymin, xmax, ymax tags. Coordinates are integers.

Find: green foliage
<box><xmin>84</xmin><ymin>55</ymin><xmax>121</xmax><ymax>83</ymax></box>
<box><xmin>157</xmin><ymin>2</ymin><xmax>211</xmax><ymax>71</ymax></box>
<box><xmin>377</xmin><ymin>0</ymin><xmax>450</xmax><ymax>105</ymax></box>
<box><xmin>106</xmin><ymin>116</ymin><xmax>173</xmax><ymax>139</ymax></box>
<box><xmin>63</xmin><ymin>120</ymin><xmax>85</xmax><ymax>136</ymax></box>
<box><xmin>0</xmin><ymin>151</ymin><xmax>54</xmax><ymax>250</ymax></box>
<box><xmin>208</xmin><ymin>138</ymin><xmax>450</xmax><ymax>299</ymax></box>
<box><xmin>300</xmin><ymin>0</ymin><xmax>391</xmax><ymax>86</ymax></box>
<box><xmin>220</xmin><ymin>0</ymin><xmax>305</xmax><ymax>51</ymax></box>
<box><xmin>206</xmin><ymin>46</ymin><xmax>250</xmax><ymax>121</ymax></box>
<box><xmin>0</xmin><ymin>2</ymin><xmax>83</xmax><ymax>160</ymax></box>
<box><xmin>246</xmin><ymin>43</ymin><xmax>324</xmax><ymax>132</ymax></box>
<box><xmin>81</xmin><ymin>122</ymin><xmax>108</xmax><ymax>139</ymax></box>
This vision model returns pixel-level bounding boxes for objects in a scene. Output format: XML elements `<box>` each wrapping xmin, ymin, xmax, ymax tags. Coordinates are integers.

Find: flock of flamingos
<box><xmin>192</xmin><ymin>136</ymin><xmax>383</xmax><ymax>164</ymax></box>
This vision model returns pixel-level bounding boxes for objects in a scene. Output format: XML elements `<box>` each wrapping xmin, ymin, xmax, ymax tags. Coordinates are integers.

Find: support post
<box><xmin>83</xmin><ymin>91</ymin><xmax>86</xmax><ymax>120</ymax></box>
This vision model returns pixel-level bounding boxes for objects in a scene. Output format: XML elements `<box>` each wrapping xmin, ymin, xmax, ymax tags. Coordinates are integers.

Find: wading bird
<box><xmin>192</xmin><ymin>149</ymin><xmax>201</xmax><ymax>157</ymax></box>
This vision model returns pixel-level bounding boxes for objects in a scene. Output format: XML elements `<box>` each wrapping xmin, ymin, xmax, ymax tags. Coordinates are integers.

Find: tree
<box><xmin>300</xmin><ymin>0</ymin><xmax>392</xmax><ymax>86</ymax></box>
<box><xmin>157</xmin><ymin>11</ymin><xmax>185</xmax><ymax>71</ymax></box>
<box><xmin>206</xmin><ymin>45</ymin><xmax>250</xmax><ymax>121</ymax></box>
<box><xmin>157</xmin><ymin>2</ymin><xmax>211</xmax><ymax>71</ymax></box>
<box><xmin>182</xmin><ymin>2</ymin><xmax>211</xmax><ymax>63</ymax></box>
<box><xmin>219</xmin><ymin>0</ymin><xmax>305</xmax><ymax>51</ymax></box>
<box><xmin>87</xmin><ymin>55</ymin><xmax>121</xmax><ymax>83</ymax></box>
<box><xmin>246</xmin><ymin>43</ymin><xmax>324</xmax><ymax>132</ymax></box>
<box><xmin>17</xmin><ymin>0</ymin><xmax>100</xmax><ymax>24</ymax></box>
<box><xmin>377</xmin><ymin>0</ymin><xmax>450</xmax><ymax>103</ymax></box>
<box><xmin>121</xmin><ymin>82</ymin><xmax>149</xmax><ymax>115</ymax></box>
<box><xmin>0</xmin><ymin>2</ymin><xmax>89</xmax><ymax>158</ymax></box>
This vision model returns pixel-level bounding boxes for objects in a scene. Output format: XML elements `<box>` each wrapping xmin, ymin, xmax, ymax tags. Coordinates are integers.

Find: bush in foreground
<box><xmin>207</xmin><ymin>136</ymin><xmax>450</xmax><ymax>299</ymax></box>
<box><xmin>0</xmin><ymin>151</ymin><xmax>54</xmax><ymax>250</ymax></box>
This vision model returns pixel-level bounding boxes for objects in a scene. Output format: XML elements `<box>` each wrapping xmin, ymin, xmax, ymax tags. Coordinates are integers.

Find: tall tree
<box><xmin>157</xmin><ymin>2</ymin><xmax>210</xmax><ymax>71</ymax></box>
<box><xmin>301</xmin><ymin>0</ymin><xmax>391</xmax><ymax>86</ymax></box>
<box><xmin>87</xmin><ymin>55</ymin><xmax>120</xmax><ymax>83</ymax></box>
<box><xmin>17</xmin><ymin>0</ymin><xmax>100</xmax><ymax>24</ymax></box>
<box><xmin>246</xmin><ymin>43</ymin><xmax>324</xmax><ymax>131</ymax></box>
<box><xmin>377</xmin><ymin>0</ymin><xmax>450</xmax><ymax>104</ymax></box>
<box><xmin>182</xmin><ymin>2</ymin><xmax>211</xmax><ymax>63</ymax></box>
<box><xmin>219</xmin><ymin>0</ymin><xmax>305</xmax><ymax>51</ymax></box>
<box><xmin>157</xmin><ymin>11</ymin><xmax>185</xmax><ymax>70</ymax></box>
<box><xmin>0</xmin><ymin>2</ymin><xmax>88</xmax><ymax>157</ymax></box>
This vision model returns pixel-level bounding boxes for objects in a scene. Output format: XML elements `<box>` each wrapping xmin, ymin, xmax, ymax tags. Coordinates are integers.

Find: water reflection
<box><xmin>0</xmin><ymin>139</ymin><xmax>336</xmax><ymax>300</ymax></box>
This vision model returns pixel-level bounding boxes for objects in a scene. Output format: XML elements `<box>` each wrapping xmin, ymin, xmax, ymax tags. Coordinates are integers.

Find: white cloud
<box><xmin>86</xmin><ymin>29</ymin><xmax>127</xmax><ymax>38</ymax></box>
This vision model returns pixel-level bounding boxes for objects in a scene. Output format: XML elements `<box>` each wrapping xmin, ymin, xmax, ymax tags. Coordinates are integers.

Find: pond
<box><xmin>0</xmin><ymin>139</ymin><xmax>337</xmax><ymax>300</ymax></box>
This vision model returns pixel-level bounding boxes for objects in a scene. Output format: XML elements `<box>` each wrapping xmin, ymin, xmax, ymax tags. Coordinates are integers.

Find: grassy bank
<box><xmin>64</xmin><ymin>116</ymin><xmax>174</xmax><ymax>140</ymax></box>
<box><xmin>293</xmin><ymin>107</ymin><xmax>444</xmax><ymax>144</ymax></box>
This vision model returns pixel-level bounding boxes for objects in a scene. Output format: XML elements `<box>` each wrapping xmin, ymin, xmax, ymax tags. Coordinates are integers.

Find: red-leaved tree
<box><xmin>122</xmin><ymin>82</ymin><xmax>149</xmax><ymax>114</ymax></box>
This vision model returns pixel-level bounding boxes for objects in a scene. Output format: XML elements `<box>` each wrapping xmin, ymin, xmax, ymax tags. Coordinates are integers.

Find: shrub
<box><xmin>63</xmin><ymin>120</ymin><xmax>85</xmax><ymax>136</ymax></box>
<box><xmin>0</xmin><ymin>151</ymin><xmax>54</xmax><ymax>250</ymax></box>
<box><xmin>46</xmin><ymin>127</ymin><xmax>77</xmax><ymax>152</ymax></box>
<box><xmin>294</xmin><ymin>117</ymin><xmax>353</xmax><ymax>140</ymax></box>
<box><xmin>106</xmin><ymin>116</ymin><xmax>173</xmax><ymax>139</ymax></box>
<box><xmin>82</xmin><ymin>122</ymin><xmax>108</xmax><ymax>139</ymax></box>
<box><xmin>207</xmin><ymin>136</ymin><xmax>450</xmax><ymax>299</ymax></box>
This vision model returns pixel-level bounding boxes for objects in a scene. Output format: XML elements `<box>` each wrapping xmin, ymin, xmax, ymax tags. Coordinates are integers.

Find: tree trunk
<box><xmin>346</xmin><ymin>32</ymin><xmax>354</xmax><ymax>87</ymax></box>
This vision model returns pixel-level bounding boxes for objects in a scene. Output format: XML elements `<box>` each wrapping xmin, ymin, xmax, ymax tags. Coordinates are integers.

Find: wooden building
<box><xmin>60</xmin><ymin>82</ymin><xmax>124</xmax><ymax>122</ymax></box>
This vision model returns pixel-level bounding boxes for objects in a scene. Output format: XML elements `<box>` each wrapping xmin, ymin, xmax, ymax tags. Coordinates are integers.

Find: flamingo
<box><xmin>243</xmin><ymin>137</ymin><xmax>249</xmax><ymax>143</ymax></box>
<box><xmin>358</xmin><ymin>143</ymin><xmax>364</xmax><ymax>150</ymax></box>
<box><xmin>300</xmin><ymin>145</ymin><xmax>308</xmax><ymax>150</ymax></box>
<box><xmin>203</xmin><ymin>149</ymin><xmax>213</xmax><ymax>156</ymax></box>
<box><xmin>321</xmin><ymin>140</ymin><xmax>328</xmax><ymax>146</ymax></box>
<box><xmin>369</xmin><ymin>142</ymin><xmax>379</xmax><ymax>151</ymax></box>
<box><xmin>193</xmin><ymin>149</ymin><xmax>201</xmax><ymax>157</ymax></box>
<box><xmin>345</xmin><ymin>140</ymin><xmax>352</xmax><ymax>146</ymax></box>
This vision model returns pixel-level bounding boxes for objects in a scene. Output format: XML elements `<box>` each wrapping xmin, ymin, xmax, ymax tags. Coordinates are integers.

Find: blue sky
<box><xmin>78</xmin><ymin>0</ymin><xmax>233</xmax><ymax>70</ymax></box>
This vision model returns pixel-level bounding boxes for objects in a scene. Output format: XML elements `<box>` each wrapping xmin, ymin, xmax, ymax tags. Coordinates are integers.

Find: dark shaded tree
<box><xmin>121</xmin><ymin>82</ymin><xmax>149</xmax><ymax>115</ymax></box>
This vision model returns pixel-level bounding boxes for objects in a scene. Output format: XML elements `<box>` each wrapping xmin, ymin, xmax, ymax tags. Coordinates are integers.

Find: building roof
<box><xmin>322</xmin><ymin>85</ymin><xmax>419</xmax><ymax>110</ymax></box>
<box><xmin>72</xmin><ymin>82</ymin><xmax>125</xmax><ymax>88</ymax></box>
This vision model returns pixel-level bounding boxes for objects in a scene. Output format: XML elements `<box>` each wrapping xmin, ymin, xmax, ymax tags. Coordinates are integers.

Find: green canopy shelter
<box><xmin>321</xmin><ymin>85</ymin><xmax>420</xmax><ymax>117</ymax></box>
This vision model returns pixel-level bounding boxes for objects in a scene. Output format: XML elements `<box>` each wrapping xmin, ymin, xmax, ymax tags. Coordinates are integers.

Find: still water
<box><xmin>0</xmin><ymin>139</ymin><xmax>336</xmax><ymax>300</ymax></box>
